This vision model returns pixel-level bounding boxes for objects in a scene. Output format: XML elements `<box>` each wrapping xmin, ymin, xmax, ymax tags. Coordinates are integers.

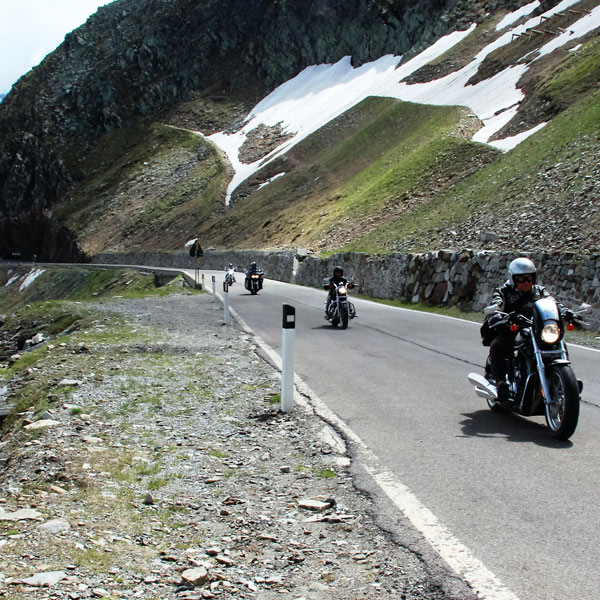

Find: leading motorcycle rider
<box><xmin>483</xmin><ymin>257</ymin><xmax>572</xmax><ymax>402</ymax></box>
<box><xmin>245</xmin><ymin>261</ymin><xmax>263</xmax><ymax>290</ymax></box>
<box><xmin>324</xmin><ymin>265</ymin><xmax>349</xmax><ymax>319</ymax></box>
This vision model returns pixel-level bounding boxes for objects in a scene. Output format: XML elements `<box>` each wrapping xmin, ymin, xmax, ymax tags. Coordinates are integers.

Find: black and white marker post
<box><xmin>281</xmin><ymin>304</ymin><xmax>296</xmax><ymax>413</ymax></box>
<box><xmin>223</xmin><ymin>281</ymin><xmax>230</xmax><ymax>325</ymax></box>
<box><xmin>201</xmin><ymin>273</ymin><xmax>205</xmax><ymax>291</ymax></box>
<box><xmin>211</xmin><ymin>275</ymin><xmax>216</xmax><ymax>299</ymax></box>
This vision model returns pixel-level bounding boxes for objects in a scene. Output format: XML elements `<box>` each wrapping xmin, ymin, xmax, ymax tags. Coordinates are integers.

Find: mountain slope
<box><xmin>0</xmin><ymin>0</ymin><xmax>599</xmax><ymax>259</ymax></box>
<box><xmin>199</xmin><ymin>97</ymin><xmax>499</xmax><ymax>251</ymax></box>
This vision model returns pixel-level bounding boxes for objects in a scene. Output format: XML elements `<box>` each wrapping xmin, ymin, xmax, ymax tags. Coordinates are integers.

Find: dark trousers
<box><xmin>326</xmin><ymin>294</ymin><xmax>333</xmax><ymax>314</ymax></box>
<box><xmin>489</xmin><ymin>333</ymin><xmax>515</xmax><ymax>384</ymax></box>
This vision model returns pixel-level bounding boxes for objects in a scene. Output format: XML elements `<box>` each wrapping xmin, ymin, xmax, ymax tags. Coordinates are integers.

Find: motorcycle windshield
<box><xmin>534</xmin><ymin>296</ymin><xmax>560</xmax><ymax>321</ymax></box>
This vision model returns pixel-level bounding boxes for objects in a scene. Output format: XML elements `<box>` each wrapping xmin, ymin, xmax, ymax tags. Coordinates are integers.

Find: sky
<box><xmin>0</xmin><ymin>0</ymin><xmax>116</xmax><ymax>93</ymax></box>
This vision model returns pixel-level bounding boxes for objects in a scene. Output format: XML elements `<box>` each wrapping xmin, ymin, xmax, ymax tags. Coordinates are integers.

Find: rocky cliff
<box><xmin>0</xmin><ymin>0</ymin><xmax>523</xmax><ymax>260</ymax></box>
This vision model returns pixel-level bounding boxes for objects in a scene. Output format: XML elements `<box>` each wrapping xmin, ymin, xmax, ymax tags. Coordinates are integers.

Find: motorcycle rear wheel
<box><xmin>545</xmin><ymin>364</ymin><xmax>579</xmax><ymax>440</ymax></box>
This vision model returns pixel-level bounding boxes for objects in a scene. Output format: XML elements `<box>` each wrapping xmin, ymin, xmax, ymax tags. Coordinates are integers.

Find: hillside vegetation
<box><xmin>54</xmin><ymin>123</ymin><xmax>230</xmax><ymax>254</ymax></box>
<box><xmin>1</xmin><ymin>0</ymin><xmax>599</xmax><ymax>259</ymax></box>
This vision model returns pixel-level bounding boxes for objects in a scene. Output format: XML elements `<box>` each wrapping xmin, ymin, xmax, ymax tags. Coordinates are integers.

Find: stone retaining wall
<box><xmin>294</xmin><ymin>250</ymin><xmax>600</xmax><ymax>329</ymax></box>
<box><xmin>93</xmin><ymin>250</ymin><xmax>600</xmax><ymax>328</ymax></box>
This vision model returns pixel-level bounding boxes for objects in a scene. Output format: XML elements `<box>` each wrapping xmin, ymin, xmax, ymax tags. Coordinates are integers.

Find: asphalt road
<box><xmin>201</xmin><ymin>270</ymin><xmax>600</xmax><ymax>600</ymax></box>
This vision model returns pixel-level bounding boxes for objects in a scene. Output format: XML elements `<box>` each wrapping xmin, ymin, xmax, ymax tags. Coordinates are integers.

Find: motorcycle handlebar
<box><xmin>488</xmin><ymin>311</ymin><xmax>531</xmax><ymax>329</ymax></box>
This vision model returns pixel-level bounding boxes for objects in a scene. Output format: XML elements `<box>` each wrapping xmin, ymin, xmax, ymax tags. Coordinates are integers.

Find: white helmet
<box><xmin>508</xmin><ymin>257</ymin><xmax>537</xmax><ymax>285</ymax></box>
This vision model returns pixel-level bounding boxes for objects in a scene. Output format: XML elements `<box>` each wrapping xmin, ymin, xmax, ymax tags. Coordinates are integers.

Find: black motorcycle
<box><xmin>245</xmin><ymin>271</ymin><xmax>263</xmax><ymax>295</ymax></box>
<box><xmin>325</xmin><ymin>280</ymin><xmax>357</xmax><ymax>329</ymax></box>
<box><xmin>468</xmin><ymin>297</ymin><xmax>590</xmax><ymax>440</ymax></box>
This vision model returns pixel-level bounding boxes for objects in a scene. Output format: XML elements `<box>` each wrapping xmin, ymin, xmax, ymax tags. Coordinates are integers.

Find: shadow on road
<box><xmin>459</xmin><ymin>409</ymin><xmax>573</xmax><ymax>449</ymax></box>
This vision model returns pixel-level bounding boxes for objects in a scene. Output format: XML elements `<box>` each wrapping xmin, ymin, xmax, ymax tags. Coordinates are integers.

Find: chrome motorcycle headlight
<box><xmin>541</xmin><ymin>323</ymin><xmax>561</xmax><ymax>344</ymax></box>
<box><xmin>338</xmin><ymin>286</ymin><xmax>347</xmax><ymax>295</ymax></box>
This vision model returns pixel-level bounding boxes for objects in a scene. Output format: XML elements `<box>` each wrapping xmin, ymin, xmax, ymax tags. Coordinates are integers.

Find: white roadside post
<box><xmin>212</xmin><ymin>275</ymin><xmax>216</xmax><ymax>299</ymax></box>
<box><xmin>223</xmin><ymin>281</ymin><xmax>230</xmax><ymax>325</ymax></box>
<box><xmin>281</xmin><ymin>304</ymin><xmax>296</xmax><ymax>413</ymax></box>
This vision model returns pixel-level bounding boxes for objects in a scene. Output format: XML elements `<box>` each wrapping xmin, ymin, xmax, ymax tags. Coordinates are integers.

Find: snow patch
<box><xmin>535</xmin><ymin>4</ymin><xmax>600</xmax><ymax>60</ymax></box>
<box><xmin>488</xmin><ymin>122</ymin><xmax>548</xmax><ymax>152</ymax></box>
<box><xmin>495</xmin><ymin>1</ymin><xmax>540</xmax><ymax>31</ymax></box>
<box><xmin>4</xmin><ymin>273</ymin><xmax>20</xmax><ymax>287</ymax></box>
<box><xmin>257</xmin><ymin>172</ymin><xmax>286</xmax><ymax>190</ymax></box>
<box><xmin>208</xmin><ymin>0</ymin><xmax>600</xmax><ymax>201</ymax></box>
<box><xmin>18</xmin><ymin>268</ymin><xmax>45</xmax><ymax>291</ymax></box>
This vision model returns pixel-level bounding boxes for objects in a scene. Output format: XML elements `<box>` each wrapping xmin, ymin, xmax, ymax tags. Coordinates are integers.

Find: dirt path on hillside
<box><xmin>0</xmin><ymin>291</ymin><xmax>475</xmax><ymax>599</ymax></box>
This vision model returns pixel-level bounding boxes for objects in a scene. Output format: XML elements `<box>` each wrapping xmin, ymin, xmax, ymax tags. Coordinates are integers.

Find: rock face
<box><xmin>0</xmin><ymin>0</ymin><xmax>516</xmax><ymax>260</ymax></box>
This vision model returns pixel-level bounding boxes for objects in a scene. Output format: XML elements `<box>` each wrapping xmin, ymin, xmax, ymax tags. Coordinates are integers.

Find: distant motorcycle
<box><xmin>325</xmin><ymin>280</ymin><xmax>357</xmax><ymax>329</ymax></box>
<box><xmin>468</xmin><ymin>298</ymin><xmax>590</xmax><ymax>440</ymax></box>
<box><xmin>225</xmin><ymin>267</ymin><xmax>236</xmax><ymax>286</ymax></box>
<box><xmin>245</xmin><ymin>270</ymin><xmax>264</xmax><ymax>295</ymax></box>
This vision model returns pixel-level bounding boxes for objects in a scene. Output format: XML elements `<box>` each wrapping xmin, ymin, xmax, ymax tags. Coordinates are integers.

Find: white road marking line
<box><xmin>225</xmin><ymin>298</ymin><xmax>520</xmax><ymax>600</ymax></box>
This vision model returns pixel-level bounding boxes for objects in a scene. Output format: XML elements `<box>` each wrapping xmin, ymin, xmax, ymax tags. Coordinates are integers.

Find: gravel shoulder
<box><xmin>0</xmin><ymin>290</ymin><xmax>475</xmax><ymax>600</ymax></box>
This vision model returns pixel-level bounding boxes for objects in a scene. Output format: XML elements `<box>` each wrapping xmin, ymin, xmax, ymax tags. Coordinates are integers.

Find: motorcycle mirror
<box><xmin>483</xmin><ymin>305</ymin><xmax>499</xmax><ymax>315</ymax></box>
<box><xmin>578</xmin><ymin>303</ymin><xmax>592</xmax><ymax>313</ymax></box>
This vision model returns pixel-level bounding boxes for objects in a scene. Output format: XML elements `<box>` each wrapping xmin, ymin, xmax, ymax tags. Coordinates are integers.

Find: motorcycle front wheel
<box><xmin>340</xmin><ymin>304</ymin><xmax>349</xmax><ymax>329</ymax></box>
<box><xmin>545</xmin><ymin>364</ymin><xmax>580</xmax><ymax>440</ymax></box>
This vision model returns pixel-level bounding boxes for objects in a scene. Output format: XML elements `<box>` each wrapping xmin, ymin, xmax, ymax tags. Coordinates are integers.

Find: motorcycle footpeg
<box><xmin>468</xmin><ymin>373</ymin><xmax>498</xmax><ymax>400</ymax></box>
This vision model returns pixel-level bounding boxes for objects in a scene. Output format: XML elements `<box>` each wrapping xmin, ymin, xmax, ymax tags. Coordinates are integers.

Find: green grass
<box><xmin>353</xmin><ymin>86</ymin><xmax>600</xmax><ymax>252</ymax></box>
<box><xmin>208</xmin><ymin>449</ymin><xmax>229</xmax><ymax>458</ymax></box>
<box><xmin>147</xmin><ymin>477</ymin><xmax>169</xmax><ymax>491</ymax></box>
<box><xmin>355</xmin><ymin>293</ymin><xmax>483</xmax><ymax>322</ymax></box>
<box><xmin>55</xmin><ymin>120</ymin><xmax>229</xmax><ymax>252</ymax></box>
<box><xmin>0</xmin><ymin>268</ymin><xmax>190</xmax><ymax>317</ymax></box>
<box><xmin>537</xmin><ymin>37</ymin><xmax>600</xmax><ymax>109</ymax></box>
<box><xmin>317</xmin><ymin>468</ymin><xmax>336</xmax><ymax>479</ymax></box>
<box><xmin>200</xmin><ymin>97</ymin><xmax>491</xmax><ymax>251</ymax></box>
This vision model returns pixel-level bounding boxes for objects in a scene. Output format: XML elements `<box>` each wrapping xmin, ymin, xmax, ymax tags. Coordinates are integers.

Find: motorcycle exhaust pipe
<box><xmin>467</xmin><ymin>373</ymin><xmax>498</xmax><ymax>400</ymax></box>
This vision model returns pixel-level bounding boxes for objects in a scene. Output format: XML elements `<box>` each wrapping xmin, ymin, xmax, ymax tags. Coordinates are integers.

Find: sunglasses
<box><xmin>514</xmin><ymin>274</ymin><xmax>535</xmax><ymax>283</ymax></box>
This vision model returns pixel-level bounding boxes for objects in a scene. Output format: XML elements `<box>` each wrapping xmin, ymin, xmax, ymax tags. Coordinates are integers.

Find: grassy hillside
<box><xmin>54</xmin><ymin>122</ymin><xmax>231</xmax><ymax>255</ymax></box>
<box><xmin>46</xmin><ymin>8</ymin><xmax>600</xmax><ymax>258</ymax></box>
<box><xmin>198</xmin><ymin>97</ymin><xmax>498</xmax><ymax>251</ymax></box>
<box><xmin>378</xmin><ymin>84</ymin><xmax>600</xmax><ymax>253</ymax></box>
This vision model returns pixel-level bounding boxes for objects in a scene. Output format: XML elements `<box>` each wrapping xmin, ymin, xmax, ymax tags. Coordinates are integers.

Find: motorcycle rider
<box><xmin>324</xmin><ymin>265</ymin><xmax>351</xmax><ymax>319</ymax></box>
<box><xmin>225</xmin><ymin>263</ymin><xmax>236</xmax><ymax>284</ymax></box>
<box><xmin>245</xmin><ymin>261</ymin><xmax>263</xmax><ymax>290</ymax></box>
<box><xmin>483</xmin><ymin>257</ymin><xmax>572</xmax><ymax>402</ymax></box>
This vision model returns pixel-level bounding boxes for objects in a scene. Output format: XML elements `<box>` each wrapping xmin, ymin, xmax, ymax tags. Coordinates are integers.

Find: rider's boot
<box><xmin>497</xmin><ymin>381</ymin><xmax>512</xmax><ymax>403</ymax></box>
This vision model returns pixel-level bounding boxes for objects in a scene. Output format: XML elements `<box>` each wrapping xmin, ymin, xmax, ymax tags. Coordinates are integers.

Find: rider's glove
<box><xmin>487</xmin><ymin>313</ymin><xmax>506</xmax><ymax>328</ymax></box>
<box><xmin>562</xmin><ymin>309</ymin><xmax>575</xmax><ymax>322</ymax></box>
<box><xmin>484</xmin><ymin>304</ymin><xmax>502</xmax><ymax>316</ymax></box>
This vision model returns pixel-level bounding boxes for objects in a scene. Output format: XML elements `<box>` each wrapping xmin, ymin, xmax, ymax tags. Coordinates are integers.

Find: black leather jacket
<box><xmin>490</xmin><ymin>281</ymin><xmax>551</xmax><ymax>319</ymax></box>
<box><xmin>324</xmin><ymin>275</ymin><xmax>348</xmax><ymax>296</ymax></box>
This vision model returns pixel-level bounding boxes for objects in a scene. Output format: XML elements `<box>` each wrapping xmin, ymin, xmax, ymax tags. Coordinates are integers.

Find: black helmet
<box><xmin>333</xmin><ymin>265</ymin><xmax>344</xmax><ymax>276</ymax></box>
<box><xmin>508</xmin><ymin>257</ymin><xmax>537</xmax><ymax>285</ymax></box>
<box><xmin>250</xmin><ymin>261</ymin><xmax>257</xmax><ymax>267</ymax></box>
